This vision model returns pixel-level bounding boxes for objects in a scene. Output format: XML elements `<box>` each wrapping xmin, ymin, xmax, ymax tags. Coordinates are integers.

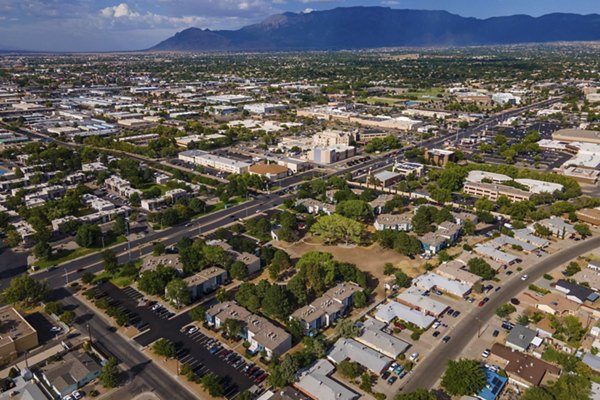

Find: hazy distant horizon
<box><xmin>0</xmin><ymin>0</ymin><xmax>598</xmax><ymax>52</ymax></box>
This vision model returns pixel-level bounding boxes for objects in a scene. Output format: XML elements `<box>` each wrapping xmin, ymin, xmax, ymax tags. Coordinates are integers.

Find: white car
<box><xmin>482</xmin><ymin>349</ymin><xmax>490</xmax><ymax>358</ymax></box>
<box><xmin>188</xmin><ymin>327</ymin><xmax>198</xmax><ymax>334</ymax></box>
<box><xmin>409</xmin><ymin>352</ymin><xmax>419</xmax><ymax>362</ymax></box>
<box><xmin>62</xmin><ymin>396</ymin><xmax>73</xmax><ymax>400</ymax></box>
<box><xmin>72</xmin><ymin>391</ymin><xmax>83</xmax><ymax>400</ymax></box>
<box><xmin>432</xmin><ymin>321</ymin><xmax>441</xmax><ymax>329</ymax></box>
<box><xmin>50</xmin><ymin>326</ymin><xmax>62</xmax><ymax>333</ymax></box>
<box><xmin>521</xmin><ymin>274</ymin><xmax>528</xmax><ymax>281</ymax></box>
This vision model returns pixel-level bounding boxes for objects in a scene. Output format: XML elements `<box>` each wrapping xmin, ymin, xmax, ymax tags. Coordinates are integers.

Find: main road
<box><xmin>402</xmin><ymin>235</ymin><xmax>600</xmax><ymax>393</ymax></box>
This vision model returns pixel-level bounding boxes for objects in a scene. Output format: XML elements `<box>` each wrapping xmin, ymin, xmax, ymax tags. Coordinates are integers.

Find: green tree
<box><xmin>468</xmin><ymin>258</ymin><xmax>496</xmax><ymax>280</ymax></box>
<box><xmin>336</xmin><ymin>200</ymin><xmax>373</xmax><ymax>222</ymax></box>
<box><xmin>495</xmin><ymin>303</ymin><xmax>517</xmax><ymax>318</ymax></box>
<box><xmin>269</xmin><ymin>355</ymin><xmax>299</xmax><ymax>387</ymax></box>
<box><xmin>310</xmin><ymin>214</ymin><xmax>365</xmax><ymax>245</ymax></box>
<box><xmin>81</xmin><ymin>271</ymin><xmax>95</xmax><ymax>285</ymax></box>
<box><xmin>222</xmin><ymin>318</ymin><xmax>243</xmax><ymax>338</ymax></box>
<box><xmin>100</xmin><ymin>357</ymin><xmax>121</xmax><ymax>388</ymax></box>
<box><xmin>229</xmin><ymin>261</ymin><xmax>248</xmax><ymax>280</ymax></box>
<box><xmin>354</xmin><ymin>291</ymin><xmax>367</xmax><ymax>308</ymax></box>
<box><xmin>152</xmin><ymin>242</ymin><xmax>166</xmax><ymax>255</ymax></box>
<box><xmin>521</xmin><ymin>387</ymin><xmax>554</xmax><ymax>400</ymax></box>
<box><xmin>269</xmin><ymin>250</ymin><xmax>292</xmax><ymax>280</ymax></box>
<box><xmin>165</xmin><ymin>278</ymin><xmax>191</xmax><ymax>307</ymax></box>
<box><xmin>33</xmin><ymin>241</ymin><xmax>52</xmax><ymax>260</ymax></box>
<box><xmin>359</xmin><ymin>373</ymin><xmax>375</xmax><ymax>392</ymax></box>
<box><xmin>574</xmin><ymin>223</ymin><xmax>591</xmax><ymax>238</ymax></box>
<box><xmin>335</xmin><ymin>318</ymin><xmax>360</xmax><ymax>338</ymax></box>
<box><xmin>60</xmin><ymin>310</ymin><xmax>76</xmax><ymax>325</ymax></box>
<box><xmin>112</xmin><ymin>216</ymin><xmax>127</xmax><ymax>236</ymax></box>
<box><xmin>261</xmin><ymin>285</ymin><xmax>294</xmax><ymax>320</ymax></box>
<box><xmin>153</xmin><ymin>338</ymin><xmax>176</xmax><ymax>360</ymax></box>
<box><xmin>564</xmin><ymin>261</ymin><xmax>581</xmax><ymax>277</ymax></box>
<box><xmin>102</xmin><ymin>249</ymin><xmax>119</xmax><ymax>274</ymax></box>
<box><xmin>44</xmin><ymin>301</ymin><xmax>63</xmax><ymax>316</ymax></box>
<box><xmin>75</xmin><ymin>224</ymin><xmax>101</xmax><ymax>248</ymax></box>
<box><xmin>138</xmin><ymin>265</ymin><xmax>178</xmax><ymax>295</ymax></box>
<box><xmin>1</xmin><ymin>274</ymin><xmax>48</xmax><ymax>306</ymax></box>
<box><xmin>201</xmin><ymin>373</ymin><xmax>224</xmax><ymax>397</ymax></box>
<box><xmin>188</xmin><ymin>305</ymin><xmax>206</xmax><ymax>321</ymax></box>
<box><xmin>395</xmin><ymin>271</ymin><xmax>412</xmax><ymax>288</ymax></box>
<box><xmin>338</xmin><ymin>360</ymin><xmax>360</xmax><ymax>379</ymax></box>
<box><xmin>441</xmin><ymin>359</ymin><xmax>486</xmax><ymax>396</ymax></box>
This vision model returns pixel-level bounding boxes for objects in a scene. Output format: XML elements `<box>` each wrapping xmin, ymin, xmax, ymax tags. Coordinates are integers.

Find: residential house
<box><xmin>436</xmin><ymin>221</ymin><xmax>462</xmax><ymax>244</ymax></box>
<box><xmin>327</xmin><ymin>338</ymin><xmax>393</xmax><ymax>374</ymax></box>
<box><xmin>478</xmin><ymin>367</ymin><xmax>508</xmax><ymax>400</ymax></box>
<box><xmin>356</xmin><ymin>318</ymin><xmax>410</xmax><ymax>359</ymax></box>
<box><xmin>490</xmin><ymin>343</ymin><xmax>561</xmax><ymax>388</ymax></box>
<box><xmin>513</xmin><ymin>229</ymin><xmax>550</xmax><ymax>249</ymax></box>
<box><xmin>40</xmin><ymin>350</ymin><xmax>102</xmax><ymax>398</ymax></box>
<box><xmin>295</xmin><ymin>199</ymin><xmax>335</xmax><ymax>215</ymax></box>
<box><xmin>412</xmin><ymin>272</ymin><xmax>472</xmax><ymax>298</ymax></box>
<box><xmin>529</xmin><ymin>217</ymin><xmax>576</xmax><ymax>239</ymax></box>
<box><xmin>436</xmin><ymin>261</ymin><xmax>482</xmax><ymax>286</ymax></box>
<box><xmin>369</xmin><ymin>194</ymin><xmax>395</xmax><ymax>215</ymax></box>
<box><xmin>374</xmin><ymin>301</ymin><xmax>435</xmax><ymax>330</ymax></box>
<box><xmin>374</xmin><ymin>213</ymin><xmax>413</xmax><ymax>231</ymax></box>
<box><xmin>294</xmin><ymin>359</ymin><xmax>359</xmax><ymax>400</ymax></box>
<box><xmin>535</xmin><ymin>292</ymin><xmax>580</xmax><ymax>316</ymax></box>
<box><xmin>555</xmin><ymin>279</ymin><xmax>600</xmax><ymax>304</ymax></box>
<box><xmin>474</xmin><ymin>244</ymin><xmax>520</xmax><ymax>266</ymax></box>
<box><xmin>506</xmin><ymin>325</ymin><xmax>537</xmax><ymax>352</ymax></box>
<box><xmin>290</xmin><ymin>282</ymin><xmax>362</xmax><ymax>335</ymax></box>
<box><xmin>396</xmin><ymin>287</ymin><xmax>448</xmax><ymax>317</ymax></box>
<box><xmin>419</xmin><ymin>232</ymin><xmax>447</xmax><ymax>255</ymax></box>
<box><xmin>571</xmin><ymin>269</ymin><xmax>600</xmax><ymax>291</ymax></box>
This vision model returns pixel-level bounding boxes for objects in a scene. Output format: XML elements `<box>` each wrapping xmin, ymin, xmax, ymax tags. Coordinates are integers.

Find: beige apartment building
<box><xmin>0</xmin><ymin>306</ymin><xmax>39</xmax><ymax>365</ymax></box>
<box><xmin>464</xmin><ymin>181</ymin><xmax>531</xmax><ymax>202</ymax></box>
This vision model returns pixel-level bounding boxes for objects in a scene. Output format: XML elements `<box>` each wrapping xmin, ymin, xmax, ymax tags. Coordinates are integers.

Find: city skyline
<box><xmin>0</xmin><ymin>0</ymin><xmax>598</xmax><ymax>52</ymax></box>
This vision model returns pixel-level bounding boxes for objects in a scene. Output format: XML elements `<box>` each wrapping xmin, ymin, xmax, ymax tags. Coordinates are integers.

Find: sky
<box><xmin>0</xmin><ymin>0</ymin><xmax>598</xmax><ymax>52</ymax></box>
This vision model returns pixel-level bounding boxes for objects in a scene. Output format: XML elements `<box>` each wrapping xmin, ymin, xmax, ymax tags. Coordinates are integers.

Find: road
<box><xmin>402</xmin><ymin>234</ymin><xmax>600</xmax><ymax>393</ymax></box>
<box><xmin>56</xmin><ymin>290</ymin><xmax>198</xmax><ymax>400</ymax></box>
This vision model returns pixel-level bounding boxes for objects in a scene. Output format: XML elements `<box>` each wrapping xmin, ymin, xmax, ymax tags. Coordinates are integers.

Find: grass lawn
<box><xmin>34</xmin><ymin>234</ymin><xmax>127</xmax><ymax>269</ymax></box>
<box><xmin>403</xmin><ymin>87</ymin><xmax>444</xmax><ymax>99</ymax></box>
<box><xmin>137</xmin><ymin>183</ymin><xmax>169</xmax><ymax>195</ymax></box>
<box><xmin>365</xmin><ymin>97</ymin><xmax>403</xmax><ymax>105</ymax></box>
<box><xmin>111</xmin><ymin>276</ymin><xmax>134</xmax><ymax>287</ymax></box>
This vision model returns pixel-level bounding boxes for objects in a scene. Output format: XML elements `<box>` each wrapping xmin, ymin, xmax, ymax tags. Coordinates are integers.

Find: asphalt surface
<box><xmin>96</xmin><ymin>282</ymin><xmax>255</xmax><ymax>395</ymax></box>
<box><xmin>55</xmin><ymin>289</ymin><xmax>198</xmax><ymax>400</ymax></box>
<box><xmin>402</xmin><ymin>234</ymin><xmax>600</xmax><ymax>393</ymax></box>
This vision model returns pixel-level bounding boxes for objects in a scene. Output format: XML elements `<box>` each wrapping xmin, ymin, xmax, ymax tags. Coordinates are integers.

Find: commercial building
<box><xmin>205</xmin><ymin>94</ymin><xmax>254</xmax><ymax>105</ymax></box>
<box><xmin>291</xmin><ymin>282</ymin><xmax>362</xmax><ymax>335</ymax></box>
<box><xmin>184</xmin><ymin>267</ymin><xmax>228</xmax><ymax>301</ymax></box>
<box><xmin>276</xmin><ymin>158</ymin><xmax>309</xmax><ymax>174</ymax></box>
<box><xmin>464</xmin><ymin>182</ymin><xmax>531</xmax><ymax>202</ymax></box>
<box><xmin>552</xmin><ymin>128</ymin><xmax>600</xmax><ymax>144</ymax></box>
<box><xmin>466</xmin><ymin>170</ymin><xmax>512</xmax><ymax>184</ymax></box>
<box><xmin>312</xmin><ymin>130</ymin><xmax>355</xmax><ymax>147</ymax></box>
<box><xmin>514</xmin><ymin>179</ymin><xmax>563</xmax><ymax>194</ymax></box>
<box><xmin>0</xmin><ymin>306</ymin><xmax>38</xmax><ymax>365</ymax></box>
<box><xmin>248</xmin><ymin>163</ymin><xmax>289</xmax><ymax>181</ymax></box>
<box><xmin>295</xmin><ymin>359</ymin><xmax>359</xmax><ymax>400</ymax></box>
<box><xmin>492</xmin><ymin>93</ymin><xmax>521</xmax><ymax>105</ymax></box>
<box><xmin>243</xmin><ymin>103</ymin><xmax>287</xmax><ymax>114</ymax></box>
<box><xmin>179</xmin><ymin>150</ymin><xmax>251</xmax><ymax>174</ymax></box>
<box><xmin>396</xmin><ymin>287</ymin><xmax>448</xmax><ymax>317</ymax></box>
<box><xmin>393</xmin><ymin>162</ymin><xmax>425</xmax><ymax>177</ymax></box>
<box><xmin>40</xmin><ymin>350</ymin><xmax>102</xmax><ymax>398</ymax></box>
<box><xmin>206</xmin><ymin>301</ymin><xmax>291</xmax><ymax>359</ymax></box>
<box><xmin>575</xmin><ymin>208</ymin><xmax>600</xmax><ymax>226</ymax></box>
<box><xmin>424</xmin><ymin>148</ymin><xmax>455</xmax><ymax>166</ymax></box>
<box><xmin>372</xmin><ymin>170</ymin><xmax>402</xmax><ymax>187</ymax></box>
<box><xmin>308</xmin><ymin>145</ymin><xmax>356</xmax><ymax>164</ymax></box>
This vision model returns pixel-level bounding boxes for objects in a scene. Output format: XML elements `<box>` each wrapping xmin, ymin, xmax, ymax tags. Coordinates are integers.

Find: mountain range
<box><xmin>149</xmin><ymin>7</ymin><xmax>600</xmax><ymax>52</ymax></box>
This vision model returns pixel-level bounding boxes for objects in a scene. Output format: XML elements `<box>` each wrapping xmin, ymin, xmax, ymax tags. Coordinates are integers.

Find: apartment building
<box><xmin>184</xmin><ymin>267</ymin><xmax>228</xmax><ymax>301</ymax></box>
<box><xmin>206</xmin><ymin>301</ymin><xmax>291</xmax><ymax>359</ymax></box>
<box><xmin>290</xmin><ymin>282</ymin><xmax>362</xmax><ymax>335</ymax></box>
<box><xmin>0</xmin><ymin>306</ymin><xmax>38</xmax><ymax>365</ymax></box>
<box><xmin>312</xmin><ymin>130</ymin><xmax>355</xmax><ymax>147</ymax></box>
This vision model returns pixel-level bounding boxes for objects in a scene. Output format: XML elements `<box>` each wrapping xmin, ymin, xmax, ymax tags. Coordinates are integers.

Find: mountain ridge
<box><xmin>148</xmin><ymin>7</ymin><xmax>600</xmax><ymax>52</ymax></box>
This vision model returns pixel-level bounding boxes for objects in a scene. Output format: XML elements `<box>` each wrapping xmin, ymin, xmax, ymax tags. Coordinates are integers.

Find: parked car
<box><xmin>492</xmin><ymin>329</ymin><xmax>500</xmax><ymax>337</ymax></box>
<box><xmin>387</xmin><ymin>376</ymin><xmax>397</xmax><ymax>385</ymax></box>
<box><xmin>442</xmin><ymin>336</ymin><xmax>451</xmax><ymax>343</ymax></box>
<box><xmin>482</xmin><ymin>349</ymin><xmax>490</xmax><ymax>358</ymax></box>
<box><xmin>409</xmin><ymin>352</ymin><xmax>419</xmax><ymax>362</ymax></box>
<box><xmin>451</xmin><ymin>310</ymin><xmax>460</xmax><ymax>317</ymax></box>
<box><xmin>382</xmin><ymin>371</ymin><xmax>391</xmax><ymax>380</ymax></box>
<box><xmin>510</xmin><ymin>298</ymin><xmax>520</xmax><ymax>305</ymax></box>
<box><xmin>432</xmin><ymin>331</ymin><xmax>441</xmax><ymax>337</ymax></box>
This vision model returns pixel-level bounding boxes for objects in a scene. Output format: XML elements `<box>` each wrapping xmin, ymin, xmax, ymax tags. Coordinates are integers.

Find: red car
<box><xmin>478</xmin><ymin>297</ymin><xmax>490</xmax><ymax>307</ymax></box>
<box><xmin>394</xmin><ymin>322</ymin><xmax>406</xmax><ymax>330</ymax></box>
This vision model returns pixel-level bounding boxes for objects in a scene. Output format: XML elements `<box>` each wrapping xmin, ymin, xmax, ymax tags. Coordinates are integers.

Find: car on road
<box><xmin>442</xmin><ymin>336</ymin><xmax>451</xmax><ymax>343</ymax></box>
<box><xmin>478</xmin><ymin>297</ymin><xmax>489</xmax><ymax>307</ymax></box>
<box><xmin>482</xmin><ymin>349</ymin><xmax>490</xmax><ymax>358</ymax></box>
<box><xmin>521</xmin><ymin>274</ymin><xmax>529</xmax><ymax>281</ymax></box>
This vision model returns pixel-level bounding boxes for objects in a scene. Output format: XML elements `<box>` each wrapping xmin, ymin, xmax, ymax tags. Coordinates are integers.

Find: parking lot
<box><xmin>93</xmin><ymin>282</ymin><xmax>258</xmax><ymax>398</ymax></box>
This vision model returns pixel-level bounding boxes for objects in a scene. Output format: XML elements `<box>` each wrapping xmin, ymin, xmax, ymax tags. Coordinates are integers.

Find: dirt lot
<box><xmin>276</xmin><ymin>240</ymin><xmax>423</xmax><ymax>298</ymax></box>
